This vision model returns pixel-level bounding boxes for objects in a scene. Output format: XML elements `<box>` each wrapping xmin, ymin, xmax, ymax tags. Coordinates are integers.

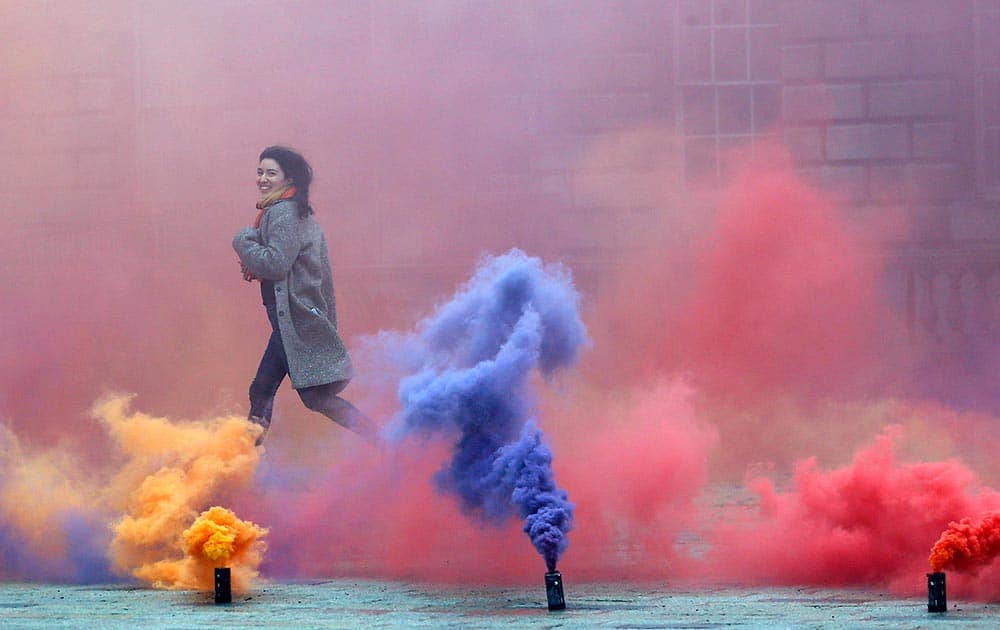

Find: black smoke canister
<box><xmin>215</xmin><ymin>567</ymin><xmax>232</xmax><ymax>604</ymax></box>
<box><xmin>927</xmin><ymin>572</ymin><xmax>946</xmax><ymax>613</ymax></box>
<box><xmin>545</xmin><ymin>571</ymin><xmax>566</xmax><ymax>611</ymax></box>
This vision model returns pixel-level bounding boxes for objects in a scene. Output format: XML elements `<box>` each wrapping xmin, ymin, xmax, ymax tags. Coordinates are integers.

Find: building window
<box><xmin>676</xmin><ymin>0</ymin><xmax>781</xmax><ymax>187</ymax></box>
<box><xmin>977</xmin><ymin>0</ymin><xmax>1000</xmax><ymax>198</ymax></box>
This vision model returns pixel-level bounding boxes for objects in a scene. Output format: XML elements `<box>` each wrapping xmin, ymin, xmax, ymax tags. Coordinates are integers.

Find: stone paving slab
<box><xmin>1</xmin><ymin>580</ymin><xmax>995</xmax><ymax>629</ymax></box>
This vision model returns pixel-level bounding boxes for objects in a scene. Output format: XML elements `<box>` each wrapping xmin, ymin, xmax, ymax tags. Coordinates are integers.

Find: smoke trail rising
<box><xmin>384</xmin><ymin>249</ymin><xmax>585</xmax><ymax>570</ymax></box>
<box><xmin>488</xmin><ymin>421</ymin><xmax>573</xmax><ymax>570</ymax></box>
<box><xmin>930</xmin><ymin>511</ymin><xmax>1000</xmax><ymax>574</ymax></box>
<box><xmin>154</xmin><ymin>506</ymin><xmax>269</xmax><ymax>592</ymax></box>
<box><xmin>0</xmin><ymin>398</ymin><xmax>266</xmax><ymax>587</ymax></box>
<box><xmin>705</xmin><ymin>426</ymin><xmax>1000</xmax><ymax>592</ymax></box>
<box><xmin>97</xmin><ymin>395</ymin><xmax>264</xmax><ymax>589</ymax></box>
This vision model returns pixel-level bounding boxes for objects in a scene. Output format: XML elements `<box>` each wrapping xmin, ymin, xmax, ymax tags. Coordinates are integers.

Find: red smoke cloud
<box><xmin>703</xmin><ymin>427</ymin><xmax>1000</xmax><ymax>594</ymax></box>
<box><xmin>551</xmin><ymin>380</ymin><xmax>718</xmax><ymax>581</ymax></box>
<box><xmin>675</xmin><ymin>148</ymin><xmax>894</xmax><ymax>403</ymax></box>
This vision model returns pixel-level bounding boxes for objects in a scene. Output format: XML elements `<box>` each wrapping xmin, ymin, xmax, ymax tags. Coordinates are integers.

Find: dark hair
<box><xmin>259</xmin><ymin>145</ymin><xmax>314</xmax><ymax>217</ymax></box>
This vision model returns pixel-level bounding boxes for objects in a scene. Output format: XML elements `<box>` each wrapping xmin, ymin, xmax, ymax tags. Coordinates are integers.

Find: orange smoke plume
<box><xmin>94</xmin><ymin>395</ymin><xmax>264</xmax><ymax>589</ymax></box>
<box><xmin>153</xmin><ymin>506</ymin><xmax>268</xmax><ymax>592</ymax></box>
<box><xmin>185</xmin><ymin>506</ymin><xmax>266</xmax><ymax>564</ymax></box>
<box><xmin>929</xmin><ymin>511</ymin><xmax>1000</xmax><ymax>574</ymax></box>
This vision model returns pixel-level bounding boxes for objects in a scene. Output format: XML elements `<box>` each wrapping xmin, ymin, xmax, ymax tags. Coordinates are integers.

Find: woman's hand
<box><xmin>240</xmin><ymin>261</ymin><xmax>258</xmax><ymax>282</ymax></box>
<box><xmin>236</xmin><ymin>226</ymin><xmax>259</xmax><ymax>241</ymax></box>
<box><xmin>234</xmin><ymin>227</ymin><xmax>262</xmax><ymax>281</ymax></box>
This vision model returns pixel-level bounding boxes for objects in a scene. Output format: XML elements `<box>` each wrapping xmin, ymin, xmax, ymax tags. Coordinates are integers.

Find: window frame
<box><xmin>674</xmin><ymin>0</ymin><xmax>782</xmax><ymax>188</ymax></box>
<box><xmin>975</xmin><ymin>0</ymin><xmax>1000</xmax><ymax>201</ymax></box>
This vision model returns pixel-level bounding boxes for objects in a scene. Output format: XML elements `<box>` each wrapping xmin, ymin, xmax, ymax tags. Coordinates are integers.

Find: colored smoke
<box><xmin>0</xmin><ymin>424</ymin><xmax>113</xmax><ymax>582</ymax></box>
<box><xmin>705</xmin><ymin>426</ymin><xmax>1000</xmax><ymax>592</ymax></box>
<box><xmin>0</xmin><ymin>396</ymin><xmax>266</xmax><ymax>589</ymax></box>
<box><xmin>548</xmin><ymin>380</ymin><xmax>718</xmax><ymax>581</ymax></box>
<box><xmin>675</xmin><ymin>148</ymin><xmax>893</xmax><ymax>404</ymax></box>
<box><xmin>130</xmin><ymin>506</ymin><xmax>267</xmax><ymax>593</ymax></box>
<box><xmin>100</xmin><ymin>396</ymin><xmax>263</xmax><ymax>588</ymax></box>
<box><xmin>489</xmin><ymin>422</ymin><xmax>572</xmax><ymax>571</ymax></box>
<box><xmin>174</xmin><ymin>506</ymin><xmax>267</xmax><ymax>592</ymax></box>
<box><xmin>930</xmin><ymin>511</ymin><xmax>1000</xmax><ymax>574</ymax></box>
<box><xmin>385</xmin><ymin>249</ymin><xmax>584</xmax><ymax>570</ymax></box>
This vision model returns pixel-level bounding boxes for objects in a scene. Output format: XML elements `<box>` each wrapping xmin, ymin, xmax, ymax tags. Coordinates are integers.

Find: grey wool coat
<box><xmin>232</xmin><ymin>200</ymin><xmax>354</xmax><ymax>389</ymax></box>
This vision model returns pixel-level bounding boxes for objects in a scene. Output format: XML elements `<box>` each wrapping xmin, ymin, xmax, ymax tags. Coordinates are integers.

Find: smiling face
<box><xmin>257</xmin><ymin>158</ymin><xmax>291</xmax><ymax>198</ymax></box>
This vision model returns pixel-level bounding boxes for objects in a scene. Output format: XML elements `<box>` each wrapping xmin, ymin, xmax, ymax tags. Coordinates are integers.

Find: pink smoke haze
<box><xmin>552</xmin><ymin>380</ymin><xmax>718</xmax><ymax>581</ymax></box>
<box><xmin>676</xmin><ymin>148</ymin><xmax>897</xmax><ymax>403</ymax></box>
<box><xmin>4</xmin><ymin>0</ymin><xmax>1000</xmax><ymax>601</ymax></box>
<box><xmin>705</xmin><ymin>427</ymin><xmax>1000</xmax><ymax>595</ymax></box>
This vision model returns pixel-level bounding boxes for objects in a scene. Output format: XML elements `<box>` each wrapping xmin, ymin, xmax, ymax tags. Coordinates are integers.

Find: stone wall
<box><xmin>3</xmin><ymin>1</ymin><xmax>997</xmax><ymax>346</ymax></box>
<box><xmin>780</xmin><ymin>0</ymin><xmax>974</xmax><ymax>228</ymax></box>
<box><xmin>777</xmin><ymin>0</ymin><xmax>1000</xmax><ymax>351</ymax></box>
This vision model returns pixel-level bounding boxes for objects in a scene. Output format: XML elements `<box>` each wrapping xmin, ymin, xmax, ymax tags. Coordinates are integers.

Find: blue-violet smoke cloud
<box><xmin>383</xmin><ymin>249</ymin><xmax>586</xmax><ymax>571</ymax></box>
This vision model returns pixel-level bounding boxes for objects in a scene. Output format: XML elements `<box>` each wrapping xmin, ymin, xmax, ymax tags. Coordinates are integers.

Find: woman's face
<box><xmin>257</xmin><ymin>158</ymin><xmax>291</xmax><ymax>198</ymax></box>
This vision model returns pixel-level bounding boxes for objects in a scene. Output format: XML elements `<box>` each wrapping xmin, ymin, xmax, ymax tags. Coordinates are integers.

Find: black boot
<box><xmin>249</xmin><ymin>414</ymin><xmax>270</xmax><ymax>446</ymax></box>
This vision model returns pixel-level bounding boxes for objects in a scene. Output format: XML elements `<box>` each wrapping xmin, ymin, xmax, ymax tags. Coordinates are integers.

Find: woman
<box><xmin>233</xmin><ymin>146</ymin><xmax>373</xmax><ymax>444</ymax></box>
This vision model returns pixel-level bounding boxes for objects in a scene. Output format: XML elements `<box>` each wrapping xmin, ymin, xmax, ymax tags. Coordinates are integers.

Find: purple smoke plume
<box><xmin>488</xmin><ymin>421</ymin><xmax>573</xmax><ymax>571</ymax></box>
<box><xmin>0</xmin><ymin>508</ymin><xmax>115</xmax><ymax>583</ymax></box>
<box><xmin>384</xmin><ymin>249</ymin><xmax>585</xmax><ymax>570</ymax></box>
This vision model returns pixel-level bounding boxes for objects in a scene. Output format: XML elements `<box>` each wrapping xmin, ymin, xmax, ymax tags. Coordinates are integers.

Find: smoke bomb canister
<box><xmin>545</xmin><ymin>571</ymin><xmax>566</xmax><ymax>611</ymax></box>
<box><xmin>215</xmin><ymin>567</ymin><xmax>232</xmax><ymax>604</ymax></box>
<box><xmin>927</xmin><ymin>572</ymin><xmax>946</xmax><ymax>613</ymax></box>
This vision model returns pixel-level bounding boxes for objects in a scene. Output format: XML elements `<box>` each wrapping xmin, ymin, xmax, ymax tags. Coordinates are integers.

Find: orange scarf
<box><xmin>253</xmin><ymin>185</ymin><xmax>297</xmax><ymax>228</ymax></box>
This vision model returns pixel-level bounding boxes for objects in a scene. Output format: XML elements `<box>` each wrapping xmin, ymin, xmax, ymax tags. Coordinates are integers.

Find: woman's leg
<box><xmin>248</xmin><ymin>304</ymin><xmax>288</xmax><ymax>443</ymax></box>
<box><xmin>297</xmin><ymin>380</ymin><xmax>377</xmax><ymax>442</ymax></box>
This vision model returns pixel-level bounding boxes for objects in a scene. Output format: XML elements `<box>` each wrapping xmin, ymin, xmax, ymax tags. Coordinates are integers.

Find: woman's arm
<box><xmin>232</xmin><ymin>203</ymin><xmax>301</xmax><ymax>280</ymax></box>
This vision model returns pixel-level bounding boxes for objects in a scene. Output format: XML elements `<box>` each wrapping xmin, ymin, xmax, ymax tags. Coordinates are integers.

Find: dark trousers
<box><xmin>249</xmin><ymin>303</ymin><xmax>369</xmax><ymax>440</ymax></box>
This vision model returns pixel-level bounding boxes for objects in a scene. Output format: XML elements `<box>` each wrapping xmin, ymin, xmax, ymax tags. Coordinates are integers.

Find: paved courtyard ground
<box><xmin>2</xmin><ymin>579</ymin><xmax>997</xmax><ymax>629</ymax></box>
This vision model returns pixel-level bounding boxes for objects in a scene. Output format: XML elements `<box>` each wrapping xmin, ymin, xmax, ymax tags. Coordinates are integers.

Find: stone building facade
<box><xmin>4</xmin><ymin>0</ymin><xmax>998</xmax><ymax>365</ymax></box>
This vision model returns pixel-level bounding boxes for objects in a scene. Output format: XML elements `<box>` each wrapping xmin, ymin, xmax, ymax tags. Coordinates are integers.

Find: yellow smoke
<box><xmin>133</xmin><ymin>506</ymin><xmax>267</xmax><ymax>592</ymax></box>
<box><xmin>188</xmin><ymin>507</ymin><xmax>266</xmax><ymax>586</ymax></box>
<box><xmin>93</xmin><ymin>395</ymin><xmax>265</xmax><ymax>590</ymax></box>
